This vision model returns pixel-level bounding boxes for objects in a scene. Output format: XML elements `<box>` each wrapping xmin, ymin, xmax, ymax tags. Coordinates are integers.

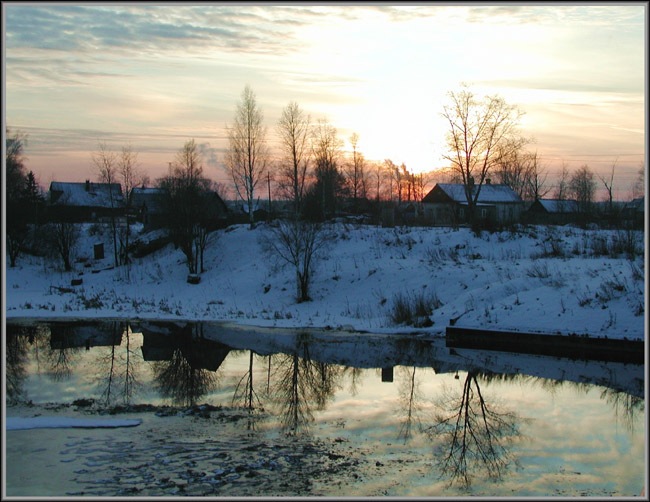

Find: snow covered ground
<box><xmin>4</xmin><ymin>221</ymin><xmax>646</xmax><ymax>341</ymax></box>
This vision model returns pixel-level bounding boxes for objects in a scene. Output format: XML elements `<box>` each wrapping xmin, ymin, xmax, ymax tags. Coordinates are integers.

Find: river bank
<box><xmin>5</xmin><ymin>222</ymin><xmax>646</xmax><ymax>340</ymax></box>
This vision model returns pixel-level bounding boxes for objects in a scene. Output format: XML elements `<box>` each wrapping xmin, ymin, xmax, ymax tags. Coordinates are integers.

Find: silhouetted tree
<box><xmin>344</xmin><ymin>133</ymin><xmax>367</xmax><ymax>212</ymax></box>
<box><xmin>277</xmin><ymin>101</ymin><xmax>311</xmax><ymax>217</ymax></box>
<box><xmin>441</xmin><ymin>86</ymin><xmax>523</xmax><ymax>223</ymax></box>
<box><xmin>226</xmin><ymin>85</ymin><xmax>269</xmax><ymax>228</ymax></box>
<box><xmin>261</xmin><ymin>219</ymin><xmax>331</xmax><ymax>302</ymax></box>
<box><xmin>6</xmin><ymin>128</ymin><xmax>30</xmax><ymax>267</ymax></box>
<box><xmin>158</xmin><ymin>140</ymin><xmax>216</xmax><ymax>275</ymax></box>
<box><xmin>45</xmin><ymin>221</ymin><xmax>79</xmax><ymax>271</ymax></box>
<box><xmin>570</xmin><ymin>164</ymin><xmax>597</xmax><ymax>217</ymax></box>
<box><xmin>305</xmin><ymin>119</ymin><xmax>346</xmax><ymax>220</ymax></box>
<box><xmin>93</xmin><ymin>142</ymin><xmax>122</xmax><ymax>267</ymax></box>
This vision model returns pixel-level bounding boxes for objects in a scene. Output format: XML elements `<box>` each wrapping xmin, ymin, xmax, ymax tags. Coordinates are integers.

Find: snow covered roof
<box><xmin>50</xmin><ymin>181</ymin><xmax>124</xmax><ymax>208</ymax></box>
<box><xmin>131</xmin><ymin>187</ymin><xmax>165</xmax><ymax>213</ymax></box>
<box><xmin>536</xmin><ymin>199</ymin><xmax>580</xmax><ymax>213</ymax></box>
<box><xmin>428</xmin><ymin>183</ymin><xmax>522</xmax><ymax>203</ymax></box>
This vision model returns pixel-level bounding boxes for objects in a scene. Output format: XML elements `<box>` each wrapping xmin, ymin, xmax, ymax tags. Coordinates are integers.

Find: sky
<box><xmin>3</xmin><ymin>3</ymin><xmax>647</xmax><ymax>199</ymax></box>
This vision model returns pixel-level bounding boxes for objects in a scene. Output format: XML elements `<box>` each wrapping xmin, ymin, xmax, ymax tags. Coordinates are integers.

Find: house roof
<box><xmin>535</xmin><ymin>199</ymin><xmax>580</xmax><ymax>213</ymax></box>
<box><xmin>424</xmin><ymin>183</ymin><xmax>522</xmax><ymax>204</ymax></box>
<box><xmin>624</xmin><ymin>197</ymin><xmax>644</xmax><ymax>211</ymax></box>
<box><xmin>131</xmin><ymin>187</ymin><xmax>165</xmax><ymax>213</ymax></box>
<box><xmin>50</xmin><ymin>181</ymin><xmax>124</xmax><ymax>208</ymax></box>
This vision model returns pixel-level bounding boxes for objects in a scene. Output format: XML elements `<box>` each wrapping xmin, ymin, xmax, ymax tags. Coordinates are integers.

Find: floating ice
<box><xmin>6</xmin><ymin>416</ymin><xmax>142</xmax><ymax>430</ymax></box>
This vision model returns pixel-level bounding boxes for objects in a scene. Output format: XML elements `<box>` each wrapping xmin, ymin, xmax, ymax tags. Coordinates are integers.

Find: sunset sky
<box><xmin>3</xmin><ymin>3</ymin><xmax>646</xmax><ymax>199</ymax></box>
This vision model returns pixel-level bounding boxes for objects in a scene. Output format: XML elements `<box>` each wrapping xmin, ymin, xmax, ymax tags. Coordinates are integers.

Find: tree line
<box><xmin>5</xmin><ymin>85</ymin><xmax>644</xmax><ymax>300</ymax></box>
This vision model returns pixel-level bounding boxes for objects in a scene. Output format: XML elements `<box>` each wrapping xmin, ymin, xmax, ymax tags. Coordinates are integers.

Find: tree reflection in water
<box><xmin>423</xmin><ymin>371</ymin><xmax>525</xmax><ymax>489</ymax></box>
<box><xmin>94</xmin><ymin>323</ymin><xmax>142</xmax><ymax>406</ymax></box>
<box><xmin>231</xmin><ymin>350</ymin><xmax>268</xmax><ymax>431</ymax></box>
<box><xmin>45</xmin><ymin>325</ymin><xmax>87</xmax><ymax>382</ymax></box>
<box><xmin>150</xmin><ymin>325</ymin><xmax>219</xmax><ymax>407</ymax></box>
<box><xmin>271</xmin><ymin>334</ymin><xmax>341</xmax><ymax>435</ymax></box>
<box><xmin>5</xmin><ymin>326</ymin><xmax>35</xmax><ymax>404</ymax></box>
<box><xmin>600</xmin><ymin>387</ymin><xmax>643</xmax><ymax>434</ymax></box>
<box><xmin>396</xmin><ymin>366</ymin><xmax>424</xmax><ymax>442</ymax></box>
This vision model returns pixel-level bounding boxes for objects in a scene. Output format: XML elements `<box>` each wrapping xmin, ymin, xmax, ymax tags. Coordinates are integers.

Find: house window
<box><xmin>481</xmin><ymin>208</ymin><xmax>487</xmax><ymax>219</ymax></box>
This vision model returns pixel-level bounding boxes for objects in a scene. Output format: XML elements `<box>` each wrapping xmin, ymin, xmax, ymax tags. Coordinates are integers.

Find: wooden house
<box><xmin>421</xmin><ymin>181</ymin><xmax>523</xmax><ymax>226</ymax></box>
<box><xmin>525</xmin><ymin>199</ymin><xmax>580</xmax><ymax>225</ymax></box>
<box><xmin>49</xmin><ymin>180</ymin><xmax>124</xmax><ymax>222</ymax></box>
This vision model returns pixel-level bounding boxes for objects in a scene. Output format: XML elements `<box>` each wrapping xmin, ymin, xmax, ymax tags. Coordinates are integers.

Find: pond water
<box><xmin>5</xmin><ymin>320</ymin><xmax>646</xmax><ymax>497</ymax></box>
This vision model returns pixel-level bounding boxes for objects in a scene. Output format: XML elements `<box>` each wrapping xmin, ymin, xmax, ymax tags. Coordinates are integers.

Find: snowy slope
<box><xmin>4</xmin><ymin>222</ymin><xmax>646</xmax><ymax>341</ymax></box>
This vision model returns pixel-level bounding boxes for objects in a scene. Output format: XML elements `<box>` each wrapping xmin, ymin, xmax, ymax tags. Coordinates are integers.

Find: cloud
<box><xmin>4</xmin><ymin>5</ymin><xmax>302</xmax><ymax>55</ymax></box>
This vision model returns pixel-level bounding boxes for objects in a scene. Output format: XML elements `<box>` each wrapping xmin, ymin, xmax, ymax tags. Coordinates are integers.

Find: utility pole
<box><xmin>267</xmin><ymin>172</ymin><xmax>272</xmax><ymax>220</ymax></box>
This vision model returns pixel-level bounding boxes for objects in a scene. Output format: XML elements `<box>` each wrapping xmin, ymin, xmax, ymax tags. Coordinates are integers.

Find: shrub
<box><xmin>389</xmin><ymin>290</ymin><xmax>442</xmax><ymax>327</ymax></box>
<box><xmin>526</xmin><ymin>261</ymin><xmax>550</xmax><ymax>278</ymax></box>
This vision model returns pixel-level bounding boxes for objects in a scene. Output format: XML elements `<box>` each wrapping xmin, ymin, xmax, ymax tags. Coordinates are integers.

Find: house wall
<box><xmin>423</xmin><ymin>202</ymin><xmax>522</xmax><ymax>226</ymax></box>
<box><xmin>423</xmin><ymin>203</ymin><xmax>456</xmax><ymax>225</ymax></box>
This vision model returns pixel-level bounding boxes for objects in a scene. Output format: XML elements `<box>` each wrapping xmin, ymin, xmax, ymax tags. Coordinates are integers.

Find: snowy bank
<box><xmin>5</xmin><ymin>222</ymin><xmax>645</xmax><ymax>341</ymax></box>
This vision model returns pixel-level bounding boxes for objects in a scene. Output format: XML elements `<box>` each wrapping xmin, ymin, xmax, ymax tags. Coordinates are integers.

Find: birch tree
<box><xmin>92</xmin><ymin>142</ymin><xmax>120</xmax><ymax>267</ymax></box>
<box><xmin>226</xmin><ymin>85</ymin><xmax>268</xmax><ymax>228</ymax></box>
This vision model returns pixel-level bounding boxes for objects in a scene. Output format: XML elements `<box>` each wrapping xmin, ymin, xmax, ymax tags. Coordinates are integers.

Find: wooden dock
<box><xmin>445</xmin><ymin>326</ymin><xmax>644</xmax><ymax>364</ymax></box>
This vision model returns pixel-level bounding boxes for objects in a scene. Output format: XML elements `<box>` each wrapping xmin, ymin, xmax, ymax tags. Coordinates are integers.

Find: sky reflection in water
<box><xmin>5</xmin><ymin>321</ymin><xmax>645</xmax><ymax>496</ymax></box>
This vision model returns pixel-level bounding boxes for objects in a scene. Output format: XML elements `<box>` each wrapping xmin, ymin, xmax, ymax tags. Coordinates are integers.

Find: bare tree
<box><xmin>384</xmin><ymin>159</ymin><xmax>400</xmax><ymax>202</ymax></box>
<box><xmin>494</xmin><ymin>139</ymin><xmax>529</xmax><ymax>199</ymax></box>
<box><xmin>632</xmin><ymin>162</ymin><xmax>644</xmax><ymax>199</ymax></box>
<box><xmin>554</xmin><ymin>161</ymin><xmax>571</xmax><ymax>204</ymax></box>
<box><xmin>277</xmin><ymin>101</ymin><xmax>311</xmax><ymax>217</ymax></box>
<box><xmin>118</xmin><ymin>144</ymin><xmax>142</xmax><ymax>267</ymax></box>
<box><xmin>370</xmin><ymin>160</ymin><xmax>385</xmax><ymax>202</ymax></box>
<box><xmin>261</xmin><ymin>220</ymin><xmax>331</xmax><ymax>303</ymax></box>
<box><xmin>46</xmin><ymin>221</ymin><xmax>79</xmax><ymax>271</ymax></box>
<box><xmin>598</xmin><ymin>158</ymin><xmax>617</xmax><ymax>215</ymax></box>
<box><xmin>441</xmin><ymin>86</ymin><xmax>523</xmax><ymax>223</ymax></box>
<box><xmin>158</xmin><ymin>140</ymin><xmax>215</xmax><ymax>276</ymax></box>
<box><xmin>345</xmin><ymin>133</ymin><xmax>367</xmax><ymax>212</ymax></box>
<box><xmin>226</xmin><ymin>85</ymin><xmax>268</xmax><ymax>228</ymax></box>
<box><xmin>570</xmin><ymin>164</ymin><xmax>597</xmax><ymax>215</ymax></box>
<box><xmin>523</xmin><ymin>151</ymin><xmax>550</xmax><ymax>201</ymax></box>
<box><xmin>6</xmin><ymin>128</ymin><xmax>30</xmax><ymax>267</ymax></box>
<box><xmin>308</xmin><ymin>119</ymin><xmax>345</xmax><ymax>220</ymax></box>
<box><xmin>92</xmin><ymin>142</ymin><xmax>121</xmax><ymax>267</ymax></box>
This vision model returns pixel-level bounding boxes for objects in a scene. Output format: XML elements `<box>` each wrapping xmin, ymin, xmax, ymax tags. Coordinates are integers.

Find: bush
<box><xmin>389</xmin><ymin>290</ymin><xmax>442</xmax><ymax>327</ymax></box>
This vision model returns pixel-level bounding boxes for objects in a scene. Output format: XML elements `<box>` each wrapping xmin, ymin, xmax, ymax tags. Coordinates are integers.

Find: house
<box><xmin>49</xmin><ymin>180</ymin><xmax>124</xmax><ymax>222</ymax></box>
<box><xmin>130</xmin><ymin>186</ymin><xmax>166</xmax><ymax>229</ymax></box>
<box><xmin>421</xmin><ymin>181</ymin><xmax>523</xmax><ymax>226</ymax></box>
<box><xmin>131</xmin><ymin>186</ymin><xmax>229</xmax><ymax>230</ymax></box>
<box><xmin>622</xmin><ymin>197</ymin><xmax>644</xmax><ymax>229</ymax></box>
<box><xmin>525</xmin><ymin>199</ymin><xmax>580</xmax><ymax>225</ymax></box>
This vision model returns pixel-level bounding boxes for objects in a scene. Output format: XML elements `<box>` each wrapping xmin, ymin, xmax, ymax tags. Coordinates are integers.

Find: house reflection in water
<box><xmin>139</xmin><ymin>324</ymin><xmax>231</xmax><ymax>372</ymax></box>
<box><xmin>49</xmin><ymin>322</ymin><xmax>125</xmax><ymax>350</ymax></box>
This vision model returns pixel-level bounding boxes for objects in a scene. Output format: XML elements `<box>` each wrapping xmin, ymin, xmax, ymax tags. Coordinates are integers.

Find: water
<box><xmin>5</xmin><ymin>319</ymin><xmax>646</xmax><ymax>496</ymax></box>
